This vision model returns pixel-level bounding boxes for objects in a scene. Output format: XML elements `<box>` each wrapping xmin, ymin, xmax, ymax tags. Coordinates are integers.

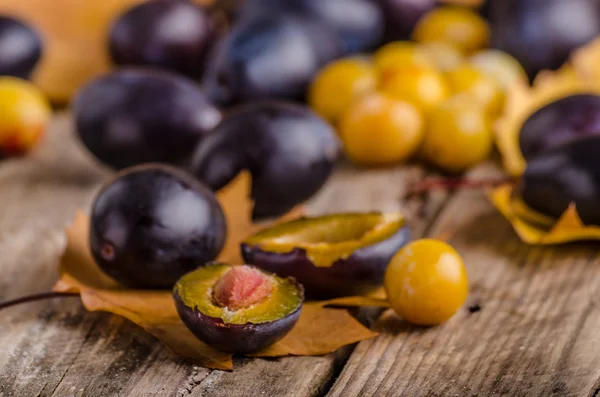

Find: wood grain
<box><xmin>328</xmin><ymin>164</ymin><xmax>600</xmax><ymax>397</ymax></box>
<box><xmin>0</xmin><ymin>113</ymin><xmax>446</xmax><ymax>396</ymax></box>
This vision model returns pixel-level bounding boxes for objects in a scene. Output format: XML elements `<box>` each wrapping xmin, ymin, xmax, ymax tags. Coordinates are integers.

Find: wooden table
<box><xmin>2</xmin><ymin>113</ymin><xmax>600</xmax><ymax>397</ymax></box>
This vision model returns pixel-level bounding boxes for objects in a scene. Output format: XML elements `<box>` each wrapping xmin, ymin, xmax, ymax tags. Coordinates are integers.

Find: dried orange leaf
<box><xmin>488</xmin><ymin>184</ymin><xmax>600</xmax><ymax>244</ymax></box>
<box><xmin>53</xmin><ymin>172</ymin><xmax>380</xmax><ymax>369</ymax></box>
<box><xmin>252</xmin><ymin>302</ymin><xmax>378</xmax><ymax>357</ymax></box>
<box><xmin>54</xmin><ymin>212</ymin><xmax>233</xmax><ymax>370</ymax></box>
<box><xmin>571</xmin><ymin>38</ymin><xmax>600</xmax><ymax>82</ymax></box>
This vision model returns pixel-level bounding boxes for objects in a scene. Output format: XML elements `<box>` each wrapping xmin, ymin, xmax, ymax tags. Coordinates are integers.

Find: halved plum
<box><xmin>241</xmin><ymin>213</ymin><xmax>410</xmax><ymax>298</ymax></box>
<box><xmin>174</xmin><ymin>263</ymin><xmax>303</xmax><ymax>353</ymax></box>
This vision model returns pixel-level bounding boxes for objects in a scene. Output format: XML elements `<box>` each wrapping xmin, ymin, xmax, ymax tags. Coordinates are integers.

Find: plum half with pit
<box><xmin>190</xmin><ymin>101</ymin><xmax>340</xmax><ymax>219</ymax></box>
<box><xmin>90</xmin><ymin>164</ymin><xmax>227</xmax><ymax>289</ymax></box>
<box><xmin>109</xmin><ymin>0</ymin><xmax>215</xmax><ymax>79</ymax></box>
<box><xmin>202</xmin><ymin>13</ymin><xmax>341</xmax><ymax>105</ymax></box>
<box><xmin>242</xmin><ymin>212</ymin><xmax>411</xmax><ymax>298</ymax></box>
<box><xmin>174</xmin><ymin>263</ymin><xmax>303</xmax><ymax>353</ymax></box>
<box><xmin>74</xmin><ymin>69</ymin><xmax>221</xmax><ymax>170</ymax></box>
<box><xmin>0</xmin><ymin>16</ymin><xmax>42</xmax><ymax>79</ymax></box>
<box><xmin>519</xmin><ymin>94</ymin><xmax>600</xmax><ymax>161</ymax></box>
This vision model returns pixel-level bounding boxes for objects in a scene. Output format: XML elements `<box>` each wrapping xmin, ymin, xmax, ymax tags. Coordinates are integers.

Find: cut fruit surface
<box><xmin>244</xmin><ymin>213</ymin><xmax>405</xmax><ymax>268</ymax></box>
<box><xmin>175</xmin><ymin>263</ymin><xmax>302</xmax><ymax>325</ymax></box>
<box><xmin>242</xmin><ymin>212</ymin><xmax>411</xmax><ymax>298</ymax></box>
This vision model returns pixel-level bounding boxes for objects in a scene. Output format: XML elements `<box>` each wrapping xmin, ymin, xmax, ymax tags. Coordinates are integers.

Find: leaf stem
<box><xmin>407</xmin><ymin>176</ymin><xmax>515</xmax><ymax>198</ymax></box>
<box><xmin>0</xmin><ymin>291</ymin><xmax>79</xmax><ymax>311</ymax></box>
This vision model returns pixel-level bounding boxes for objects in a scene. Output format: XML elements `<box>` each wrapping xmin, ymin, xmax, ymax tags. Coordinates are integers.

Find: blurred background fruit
<box><xmin>109</xmin><ymin>0</ymin><xmax>216</xmax><ymax>79</ymax></box>
<box><xmin>308</xmin><ymin>57</ymin><xmax>377</xmax><ymax>125</ymax></box>
<box><xmin>375</xmin><ymin>0</ymin><xmax>436</xmax><ymax>41</ymax></box>
<box><xmin>0</xmin><ymin>0</ymin><xmax>211</xmax><ymax>103</ymax></box>
<box><xmin>382</xmin><ymin>64</ymin><xmax>449</xmax><ymax>113</ymax></box>
<box><xmin>0</xmin><ymin>16</ymin><xmax>42</xmax><ymax>79</ymax></box>
<box><xmin>339</xmin><ymin>93</ymin><xmax>423</xmax><ymax>166</ymax></box>
<box><xmin>469</xmin><ymin>49</ymin><xmax>528</xmax><ymax>89</ymax></box>
<box><xmin>413</xmin><ymin>6</ymin><xmax>489</xmax><ymax>54</ymax></box>
<box><xmin>487</xmin><ymin>0</ymin><xmax>600</xmax><ymax>79</ymax></box>
<box><xmin>420</xmin><ymin>41</ymin><xmax>464</xmax><ymax>72</ymax></box>
<box><xmin>516</xmin><ymin>136</ymin><xmax>600</xmax><ymax>225</ymax></box>
<box><xmin>518</xmin><ymin>94</ymin><xmax>600</xmax><ymax>161</ymax></box>
<box><xmin>202</xmin><ymin>13</ymin><xmax>341</xmax><ymax>105</ymax></box>
<box><xmin>0</xmin><ymin>77</ymin><xmax>51</xmax><ymax>157</ymax></box>
<box><xmin>373</xmin><ymin>41</ymin><xmax>434</xmax><ymax>80</ymax></box>
<box><xmin>239</xmin><ymin>0</ymin><xmax>384</xmax><ymax>54</ymax></box>
<box><xmin>74</xmin><ymin>69</ymin><xmax>221</xmax><ymax>170</ymax></box>
<box><xmin>421</xmin><ymin>95</ymin><xmax>492</xmax><ymax>173</ymax></box>
<box><xmin>445</xmin><ymin>64</ymin><xmax>504</xmax><ymax>117</ymax></box>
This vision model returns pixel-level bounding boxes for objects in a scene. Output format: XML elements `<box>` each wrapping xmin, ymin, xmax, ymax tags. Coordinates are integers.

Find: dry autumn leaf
<box><xmin>54</xmin><ymin>172</ymin><xmax>379</xmax><ymax>370</ymax></box>
<box><xmin>0</xmin><ymin>0</ymin><xmax>214</xmax><ymax>103</ymax></box>
<box><xmin>488</xmin><ymin>184</ymin><xmax>600</xmax><ymax>244</ymax></box>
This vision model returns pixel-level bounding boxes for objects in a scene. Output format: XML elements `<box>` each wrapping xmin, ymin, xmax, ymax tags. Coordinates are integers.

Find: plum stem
<box><xmin>0</xmin><ymin>291</ymin><xmax>79</xmax><ymax>311</ymax></box>
<box><xmin>406</xmin><ymin>176</ymin><xmax>515</xmax><ymax>198</ymax></box>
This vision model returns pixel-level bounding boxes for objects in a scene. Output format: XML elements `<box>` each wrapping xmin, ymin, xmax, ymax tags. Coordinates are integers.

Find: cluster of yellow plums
<box><xmin>309</xmin><ymin>6</ymin><xmax>527</xmax><ymax>173</ymax></box>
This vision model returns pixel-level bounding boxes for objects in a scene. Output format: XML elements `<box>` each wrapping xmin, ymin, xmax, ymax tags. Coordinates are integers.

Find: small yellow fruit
<box><xmin>340</xmin><ymin>92</ymin><xmax>423</xmax><ymax>166</ymax></box>
<box><xmin>309</xmin><ymin>58</ymin><xmax>378</xmax><ymax>124</ymax></box>
<box><xmin>422</xmin><ymin>95</ymin><xmax>492</xmax><ymax>173</ymax></box>
<box><xmin>385</xmin><ymin>239</ymin><xmax>468</xmax><ymax>326</ymax></box>
<box><xmin>373</xmin><ymin>41</ymin><xmax>435</xmax><ymax>81</ymax></box>
<box><xmin>420</xmin><ymin>41</ymin><xmax>464</xmax><ymax>72</ymax></box>
<box><xmin>413</xmin><ymin>7</ymin><xmax>489</xmax><ymax>54</ymax></box>
<box><xmin>470</xmin><ymin>49</ymin><xmax>529</xmax><ymax>89</ymax></box>
<box><xmin>382</xmin><ymin>64</ymin><xmax>450</xmax><ymax>113</ymax></box>
<box><xmin>446</xmin><ymin>64</ymin><xmax>505</xmax><ymax>118</ymax></box>
<box><xmin>0</xmin><ymin>77</ymin><xmax>51</xmax><ymax>156</ymax></box>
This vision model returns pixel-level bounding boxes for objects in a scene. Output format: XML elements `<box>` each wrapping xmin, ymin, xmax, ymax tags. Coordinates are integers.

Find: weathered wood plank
<box><xmin>0</xmin><ymin>113</ymin><xmax>448</xmax><ymax>397</ymax></box>
<box><xmin>328</xmin><ymin>164</ymin><xmax>600</xmax><ymax>397</ymax></box>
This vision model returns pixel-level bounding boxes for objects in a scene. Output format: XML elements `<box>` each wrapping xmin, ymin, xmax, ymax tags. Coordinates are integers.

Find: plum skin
<box><xmin>190</xmin><ymin>101</ymin><xmax>340</xmax><ymax>219</ymax></box>
<box><xmin>517</xmin><ymin>136</ymin><xmax>600</xmax><ymax>225</ymax></box>
<box><xmin>519</xmin><ymin>94</ymin><xmax>600</xmax><ymax>161</ymax></box>
<box><xmin>74</xmin><ymin>68</ymin><xmax>221</xmax><ymax>170</ymax></box>
<box><xmin>238</xmin><ymin>0</ymin><xmax>383</xmax><ymax>54</ymax></box>
<box><xmin>109</xmin><ymin>0</ymin><xmax>215</xmax><ymax>78</ymax></box>
<box><xmin>90</xmin><ymin>164</ymin><xmax>226</xmax><ymax>289</ymax></box>
<box><xmin>202</xmin><ymin>13</ymin><xmax>341</xmax><ymax>105</ymax></box>
<box><xmin>488</xmin><ymin>0</ymin><xmax>600</xmax><ymax>79</ymax></box>
<box><xmin>242</xmin><ymin>225</ymin><xmax>411</xmax><ymax>299</ymax></box>
<box><xmin>0</xmin><ymin>16</ymin><xmax>42</xmax><ymax>79</ymax></box>
<box><xmin>174</xmin><ymin>287</ymin><xmax>302</xmax><ymax>354</ymax></box>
